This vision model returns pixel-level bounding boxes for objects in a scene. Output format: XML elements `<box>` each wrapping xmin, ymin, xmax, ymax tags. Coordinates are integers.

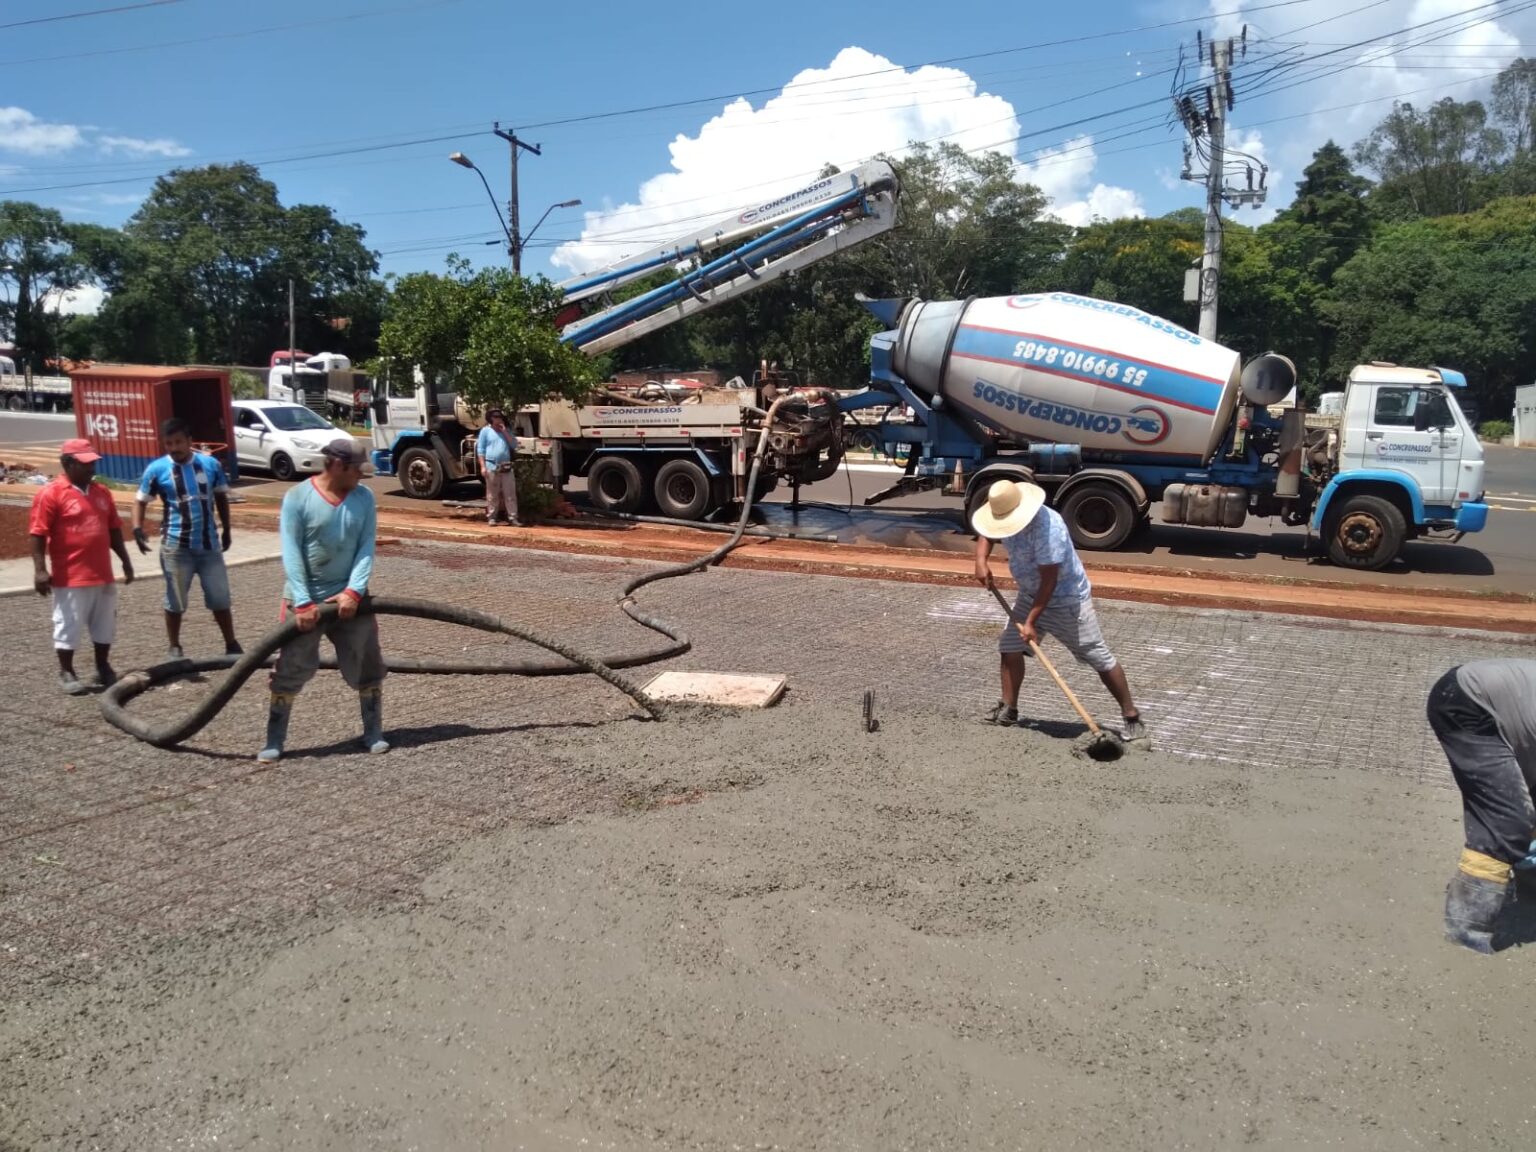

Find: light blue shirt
<box><xmin>1000</xmin><ymin>506</ymin><xmax>1092</xmax><ymax>605</ymax></box>
<box><xmin>279</xmin><ymin>478</ymin><xmax>376</xmax><ymax>607</ymax></box>
<box><xmin>476</xmin><ymin>424</ymin><xmax>515</xmax><ymax>468</ymax></box>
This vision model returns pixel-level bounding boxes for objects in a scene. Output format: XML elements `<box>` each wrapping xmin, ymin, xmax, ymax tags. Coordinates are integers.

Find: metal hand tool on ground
<box><xmin>987</xmin><ymin>584</ymin><xmax>1126</xmax><ymax>762</ymax></box>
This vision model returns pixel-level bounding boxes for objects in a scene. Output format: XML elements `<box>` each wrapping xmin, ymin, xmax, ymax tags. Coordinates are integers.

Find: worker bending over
<box><xmin>261</xmin><ymin>439</ymin><xmax>387</xmax><ymax>763</ymax></box>
<box><xmin>972</xmin><ymin>479</ymin><xmax>1144</xmax><ymax>738</ymax></box>
<box><xmin>1427</xmin><ymin>659</ymin><xmax>1536</xmax><ymax>953</ymax></box>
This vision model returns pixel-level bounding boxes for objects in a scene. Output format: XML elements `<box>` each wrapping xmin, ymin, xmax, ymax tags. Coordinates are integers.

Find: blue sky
<box><xmin>3</xmin><ymin>0</ymin><xmax>1532</xmax><ymax>308</ymax></box>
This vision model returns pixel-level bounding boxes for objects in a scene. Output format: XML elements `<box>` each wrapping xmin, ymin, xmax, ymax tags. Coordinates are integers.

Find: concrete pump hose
<box><xmin>101</xmin><ymin>597</ymin><xmax>666</xmax><ymax>748</ymax></box>
<box><xmin>103</xmin><ymin>399</ymin><xmax>797</xmax><ymax>750</ymax></box>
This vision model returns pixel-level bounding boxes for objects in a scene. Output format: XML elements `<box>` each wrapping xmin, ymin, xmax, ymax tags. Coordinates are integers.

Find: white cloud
<box><xmin>1015</xmin><ymin>135</ymin><xmax>1145</xmax><ymax>227</ymax></box>
<box><xmin>42</xmin><ymin>285</ymin><xmax>106</xmax><ymax>316</ymax></box>
<box><xmin>98</xmin><ymin>134</ymin><xmax>191</xmax><ymax>159</ymax></box>
<box><xmin>552</xmin><ymin>47</ymin><xmax>1142</xmax><ymax>274</ymax></box>
<box><xmin>0</xmin><ymin>106</ymin><xmax>84</xmax><ymax>155</ymax></box>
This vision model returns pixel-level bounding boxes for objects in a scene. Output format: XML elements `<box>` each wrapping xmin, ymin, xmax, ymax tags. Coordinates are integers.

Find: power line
<box><xmin>0</xmin><ymin>0</ymin><xmax>183</xmax><ymax>31</ymax></box>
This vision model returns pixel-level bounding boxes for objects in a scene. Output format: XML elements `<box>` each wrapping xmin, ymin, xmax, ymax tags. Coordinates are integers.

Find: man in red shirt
<box><xmin>30</xmin><ymin>438</ymin><xmax>136</xmax><ymax>694</ymax></box>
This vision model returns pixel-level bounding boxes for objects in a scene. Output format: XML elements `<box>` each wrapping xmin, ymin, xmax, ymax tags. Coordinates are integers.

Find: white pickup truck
<box><xmin>0</xmin><ymin>355</ymin><xmax>72</xmax><ymax>412</ymax></box>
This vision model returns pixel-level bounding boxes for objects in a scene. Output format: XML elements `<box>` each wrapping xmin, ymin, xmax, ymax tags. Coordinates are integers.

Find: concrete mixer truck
<box><xmin>842</xmin><ymin>292</ymin><xmax>1488</xmax><ymax>571</ymax></box>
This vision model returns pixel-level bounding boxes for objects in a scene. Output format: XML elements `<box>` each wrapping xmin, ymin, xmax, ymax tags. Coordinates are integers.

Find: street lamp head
<box><xmin>557</xmin><ymin>199</ymin><xmax>582</xmax><ymax>209</ymax></box>
<box><xmin>448</xmin><ymin>152</ymin><xmax>475</xmax><ymax>169</ymax></box>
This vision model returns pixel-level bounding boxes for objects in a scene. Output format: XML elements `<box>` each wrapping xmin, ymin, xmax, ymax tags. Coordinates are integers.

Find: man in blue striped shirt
<box><xmin>133</xmin><ymin>418</ymin><xmax>242</xmax><ymax>660</ymax></box>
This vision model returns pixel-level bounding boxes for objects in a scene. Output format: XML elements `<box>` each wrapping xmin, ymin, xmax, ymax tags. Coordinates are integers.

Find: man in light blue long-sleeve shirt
<box><xmin>260</xmin><ymin>439</ymin><xmax>388</xmax><ymax>762</ymax></box>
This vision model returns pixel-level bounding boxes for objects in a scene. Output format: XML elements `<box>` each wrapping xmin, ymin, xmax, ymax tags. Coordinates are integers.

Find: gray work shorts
<box><xmin>998</xmin><ymin>594</ymin><xmax>1118</xmax><ymax>673</ymax></box>
<box><xmin>270</xmin><ymin>601</ymin><xmax>387</xmax><ymax>695</ymax></box>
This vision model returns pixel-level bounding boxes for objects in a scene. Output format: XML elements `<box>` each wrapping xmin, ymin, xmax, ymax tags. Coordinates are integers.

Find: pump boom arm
<box><xmin>557</xmin><ymin>160</ymin><xmax>900</xmax><ymax>357</ymax></box>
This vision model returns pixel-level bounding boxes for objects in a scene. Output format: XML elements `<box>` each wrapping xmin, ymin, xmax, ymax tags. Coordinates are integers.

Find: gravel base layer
<box><xmin>2</xmin><ymin>542</ymin><xmax>1535</xmax><ymax>1150</ymax></box>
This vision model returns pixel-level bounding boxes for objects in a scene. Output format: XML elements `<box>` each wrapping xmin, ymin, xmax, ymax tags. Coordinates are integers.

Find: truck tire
<box><xmin>654</xmin><ymin>458</ymin><xmax>714</xmax><ymax>520</ymax></box>
<box><xmin>6</xmin><ymin>395</ymin><xmax>25</xmax><ymax>412</ymax></box>
<box><xmin>1059</xmin><ymin>482</ymin><xmax>1137</xmax><ymax>551</ymax></box>
<box><xmin>1325</xmin><ymin>493</ymin><xmax>1405</xmax><ymax>571</ymax></box>
<box><xmin>587</xmin><ymin>456</ymin><xmax>645</xmax><ymax>515</ymax></box>
<box><xmin>269</xmin><ymin>451</ymin><xmax>296</xmax><ymax>482</ymax></box>
<box><xmin>397</xmin><ymin>446</ymin><xmax>445</xmax><ymax>500</ymax></box>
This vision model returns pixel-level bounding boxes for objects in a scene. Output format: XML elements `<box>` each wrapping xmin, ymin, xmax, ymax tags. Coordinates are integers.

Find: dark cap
<box><xmin>320</xmin><ymin>438</ymin><xmax>367</xmax><ymax>466</ymax></box>
<box><xmin>485</xmin><ymin>407</ymin><xmax>506</xmax><ymax>420</ymax></box>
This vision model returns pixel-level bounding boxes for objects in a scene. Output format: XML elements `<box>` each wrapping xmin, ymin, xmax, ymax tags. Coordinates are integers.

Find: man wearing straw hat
<box><xmin>972</xmin><ymin>478</ymin><xmax>1145</xmax><ymax>737</ymax></box>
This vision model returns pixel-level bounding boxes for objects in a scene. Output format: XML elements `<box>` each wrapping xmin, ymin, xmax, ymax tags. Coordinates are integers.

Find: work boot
<box><xmin>59</xmin><ymin>670</ymin><xmax>87</xmax><ymax>696</ymax></box>
<box><xmin>1122</xmin><ymin>714</ymin><xmax>1148</xmax><ymax>741</ymax></box>
<box><xmin>359</xmin><ymin>687</ymin><xmax>389</xmax><ymax>754</ymax></box>
<box><xmin>258</xmin><ymin>692</ymin><xmax>295</xmax><ymax>764</ymax></box>
<box><xmin>1444</xmin><ymin>868</ymin><xmax>1509</xmax><ymax>955</ymax></box>
<box><xmin>166</xmin><ymin>644</ymin><xmax>185</xmax><ymax>662</ymax></box>
<box><xmin>94</xmin><ymin>663</ymin><xmax>117</xmax><ymax>690</ymax></box>
<box><xmin>987</xmin><ymin>701</ymin><xmax>1018</xmax><ymax>726</ymax></box>
<box><xmin>225</xmin><ymin>640</ymin><xmax>244</xmax><ymax>657</ymax></box>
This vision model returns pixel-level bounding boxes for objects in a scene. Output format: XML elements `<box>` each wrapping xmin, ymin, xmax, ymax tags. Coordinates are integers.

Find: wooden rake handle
<box><xmin>987</xmin><ymin>584</ymin><xmax>1102</xmax><ymax>736</ymax></box>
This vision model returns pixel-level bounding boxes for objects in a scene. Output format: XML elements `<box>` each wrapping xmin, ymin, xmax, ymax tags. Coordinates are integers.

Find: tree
<box><xmin>119</xmin><ymin>163</ymin><xmax>381</xmax><ymax>365</ymax></box>
<box><xmin>1053</xmin><ymin>212</ymin><xmax>1204</xmax><ymax>326</ymax></box>
<box><xmin>1324</xmin><ymin>196</ymin><xmax>1536</xmax><ymax>419</ymax></box>
<box><xmin>1353</xmin><ymin>98</ymin><xmax>1506</xmax><ymax>218</ymax></box>
<box><xmin>0</xmin><ymin>202</ymin><xmax>87</xmax><ymax>368</ymax></box>
<box><xmin>1492</xmin><ymin>58</ymin><xmax>1536</xmax><ymax>155</ymax></box>
<box><xmin>376</xmin><ymin>258</ymin><xmax>598</xmax><ymax>411</ymax></box>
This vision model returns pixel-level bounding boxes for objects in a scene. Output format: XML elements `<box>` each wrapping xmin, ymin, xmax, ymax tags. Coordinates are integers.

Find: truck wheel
<box><xmin>654</xmin><ymin>458</ymin><xmax>713</xmax><ymax>520</ymax></box>
<box><xmin>850</xmin><ymin>429</ymin><xmax>879</xmax><ymax>453</ymax></box>
<box><xmin>1326</xmin><ymin>493</ymin><xmax>1405</xmax><ymax>571</ymax></box>
<box><xmin>587</xmin><ymin>456</ymin><xmax>645</xmax><ymax>515</ymax></box>
<box><xmin>6</xmin><ymin>395</ymin><xmax>24</xmax><ymax>412</ymax></box>
<box><xmin>398</xmin><ymin>446</ymin><xmax>445</xmax><ymax>500</ymax></box>
<box><xmin>270</xmin><ymin>451</ymin><xmax>297</xmax><ymax>482</ymax></box>
<box><xmin>1059</xmin><ymin>482</ymin><xmax>1137</xmax><ymax>551</ymax></box>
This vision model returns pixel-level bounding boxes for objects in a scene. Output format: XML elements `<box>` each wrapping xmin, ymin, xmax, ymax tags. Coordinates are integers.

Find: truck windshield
<box><xmin>265</xmin><ymin>406</ymin><xmax>333</xmax><ymax>432</ymax></box>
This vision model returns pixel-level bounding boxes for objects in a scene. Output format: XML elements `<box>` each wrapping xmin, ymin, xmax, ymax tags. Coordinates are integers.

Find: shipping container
<box><xmin>69</xmin><ymin>365</ymin><xmax>238</xmax><ymax>483</ymax></box>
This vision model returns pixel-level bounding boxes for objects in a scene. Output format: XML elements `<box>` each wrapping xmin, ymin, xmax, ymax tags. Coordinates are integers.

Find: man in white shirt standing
<box><xmin>476</xmin><ymin>408</ymin><xmax>519</xmax><ymax>526</ymax></box>
<box><xmin>972</xmin><ymin>479</ymin><xmax>1145</xmax><ymax>738</ymax></box>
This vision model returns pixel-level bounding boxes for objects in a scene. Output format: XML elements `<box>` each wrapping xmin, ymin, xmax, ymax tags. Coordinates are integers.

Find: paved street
<box><xmin>5</xmin><ymin>409</ymin><xmax>1534</xmax><ymax>593</ymax></box>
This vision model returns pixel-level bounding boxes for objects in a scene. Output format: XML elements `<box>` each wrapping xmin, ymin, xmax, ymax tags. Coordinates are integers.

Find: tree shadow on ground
<box><xmin>185</xmin><ymin>718</ymin><xmax>638</xmax><ymax>762</ymax></box>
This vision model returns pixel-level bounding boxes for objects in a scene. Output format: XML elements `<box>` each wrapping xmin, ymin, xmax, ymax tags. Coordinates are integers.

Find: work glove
<box><xmin>221</xmin><ymin>526</ymin><xmax>232</xmax><ymax>553</ymax></box>
<box><xmin>132</xmin><ymin>526</ymin><xmax>151</xmax><ymax>555</ymax></box>
<box><xmin>1515</xmin><ymin>841</ymin><xmax>1536</xmax><ymax>873</ymax></box>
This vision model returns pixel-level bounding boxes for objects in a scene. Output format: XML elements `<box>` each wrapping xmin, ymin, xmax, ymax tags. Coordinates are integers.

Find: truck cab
<box><xmin>1311</xmin><ymin>364</ymin><xmax>1487</xmax><ymax>564</ymax></box>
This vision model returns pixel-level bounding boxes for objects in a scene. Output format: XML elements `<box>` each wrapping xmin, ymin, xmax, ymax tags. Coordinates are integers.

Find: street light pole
<box><xmin>448</xmin><ymin>152</ymin><xmax>513</xmax><ymax>254</ymax></box>
<box><xmin>522</xmin><ymin>198</ymin><xmax>582</xmax><ymax>252</ymax></box>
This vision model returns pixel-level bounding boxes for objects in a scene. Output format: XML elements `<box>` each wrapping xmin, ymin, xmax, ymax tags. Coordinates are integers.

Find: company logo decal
<box><xmin>84</xmin><ymin>413</ymin><xmax>119</xmax><ymax>439</ymax></box>
<box><xmin>972</xmin><ymin>380</ymin><xmax>1173</xmax><ymax>445</ymax></box>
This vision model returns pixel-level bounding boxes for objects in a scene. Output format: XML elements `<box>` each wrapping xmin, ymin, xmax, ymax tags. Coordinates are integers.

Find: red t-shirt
<box><xmin>29</xmin><ymin>475</ymin><xmax>123</xmax><ymax>588</ymax></box>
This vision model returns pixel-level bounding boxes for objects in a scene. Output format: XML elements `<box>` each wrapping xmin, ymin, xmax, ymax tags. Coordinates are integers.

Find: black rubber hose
<box><xmin>103</xmin><ymin>397</ymin><xmax>797</xmax><ymax>749</ymax></box>
<box><xmin>101</xmin><ymin>598</ymin><xmax>665</xmax><ymax>748</ymax></box>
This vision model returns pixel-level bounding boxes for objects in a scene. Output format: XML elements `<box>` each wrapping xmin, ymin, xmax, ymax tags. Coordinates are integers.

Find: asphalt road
<box><xmin>4</xmin><ymin>410</ymin><xmax>1532</xmax><ymax>593</ymax></box>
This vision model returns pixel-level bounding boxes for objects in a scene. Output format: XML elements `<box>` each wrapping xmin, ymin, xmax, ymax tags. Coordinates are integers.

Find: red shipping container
<box><xmin>69</xmin><ymin>365</ymin><xmax>237</xmax><ymax>484</ymax></box>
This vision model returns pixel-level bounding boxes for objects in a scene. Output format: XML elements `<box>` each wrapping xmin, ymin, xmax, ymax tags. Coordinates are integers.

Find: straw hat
<box><xmin>971</xmin><ymin>479</ymin><xmax>1046</xmax><ymax>539</ymax></box>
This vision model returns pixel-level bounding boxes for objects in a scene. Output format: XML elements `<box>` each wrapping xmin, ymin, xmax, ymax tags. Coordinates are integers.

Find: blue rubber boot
<box><xmin>359</xmin><ymin>687</ymin><xmax>389</xmax><ymax>755</ymax></box>
<box><xmin>258</xmin><ymin>693</ymin><xmax>295</xmax><ymax>763</ymax></box>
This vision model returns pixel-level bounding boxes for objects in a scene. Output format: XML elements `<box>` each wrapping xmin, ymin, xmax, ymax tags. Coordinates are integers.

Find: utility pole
<box><xmin>493</xmin><ymin>122</ymin><xmax>541</xmax><ymax>274</ymax></box>
<box><xmin>1199</xmin><ymin>37</ymin><xmax>1230</xmax><ymax>343</ymax></box>
<box><xmin>1175</xmin><ymin>28</ymin><xmax>1265</xmax><ymax>342</ymax></box>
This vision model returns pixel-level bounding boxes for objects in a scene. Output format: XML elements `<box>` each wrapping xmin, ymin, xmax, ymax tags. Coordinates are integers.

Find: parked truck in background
<box><xmin>0</xmin><ymin>355</ymin><xmax>73</xmax><ymax>412</ymax></box>
<box><xmin>370</xmin><ymin>161</ymin><xmax>903</xmax><ymax>517</ymax></box>
<box><xmin>267</xmin><ymin>350</ymin><xmax>373</xmax><ymax>425</ymax></box>
<box><xmin>841</xmin><ymin>292</ymin><xmax>1487</xmax><ymax>571</ymax></box>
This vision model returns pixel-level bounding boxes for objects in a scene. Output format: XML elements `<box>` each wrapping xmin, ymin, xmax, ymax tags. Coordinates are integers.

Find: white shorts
<box><xmin>52</xmin><ymin>584</ymin><xmax>118</xmax><ymax>650</ymax></box>
<box><xmin>997</xmin><ymin>594</ymin><xmax>1118</xmax><ymax>673</ymax></box>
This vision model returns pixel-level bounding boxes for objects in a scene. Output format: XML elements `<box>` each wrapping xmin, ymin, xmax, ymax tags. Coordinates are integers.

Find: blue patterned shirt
<box><xmin>1000</xmin><ymin>505</ymin><xmax>1092</xmax><ymax>604</ymax></box>
<box><xmin>137</xmin><ymin>452</ymin><xmax>229</xmax><ymax>552</ymax></box>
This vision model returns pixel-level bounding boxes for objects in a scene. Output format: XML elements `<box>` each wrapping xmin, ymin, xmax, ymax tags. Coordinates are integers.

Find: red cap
<box><xmin>60</xmin><ymin>438</ymin><xmax>102</xmax><ymax>463</ymax></box>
